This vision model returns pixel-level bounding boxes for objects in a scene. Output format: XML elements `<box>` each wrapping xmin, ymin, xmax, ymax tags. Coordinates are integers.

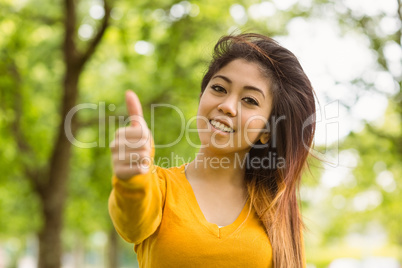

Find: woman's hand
<box><xmin>110</xmin><ymin>91</ymin><xmax>153</xmax><ymax>180</ymax></box>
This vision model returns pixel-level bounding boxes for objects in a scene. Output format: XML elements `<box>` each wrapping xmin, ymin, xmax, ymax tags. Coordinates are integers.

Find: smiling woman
<box><xmin>197</xmin><ymin>59</ymin><xmax>272</xmax><ymax>155</ymax></box>
<box><xmin>108</xmin><ymin>33</ymin><xmax>316</xmax><ymax>268</ymax></box>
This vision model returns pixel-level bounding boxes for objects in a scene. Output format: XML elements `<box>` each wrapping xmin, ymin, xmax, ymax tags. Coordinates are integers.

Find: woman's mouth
<box><xmin>209</xmin><ymin>119</ymin><xmax>234</xmax><ymax>133</ymax></box>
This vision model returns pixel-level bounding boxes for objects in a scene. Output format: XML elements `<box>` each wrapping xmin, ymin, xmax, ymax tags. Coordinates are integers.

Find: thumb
<box><xmin>125</xmin><ymin>90</ymin><xmax>144</xmax><ymax>127</ymax></box>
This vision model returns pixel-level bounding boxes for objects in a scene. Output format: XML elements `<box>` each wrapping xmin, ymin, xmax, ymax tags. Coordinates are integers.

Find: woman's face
<box><xmin>197</xmin><ymin>58</ymin><xmax>273</xmax><ymax>156</ymax></box>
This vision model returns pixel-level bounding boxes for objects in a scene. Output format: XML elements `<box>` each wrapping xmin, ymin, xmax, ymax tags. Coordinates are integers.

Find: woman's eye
<box><xmin>243</xmin><ymin>97</ymin><xmax>259</xmax><ymax>106</ymax></box>
<box><xmin>211</xmin><ymin>85</ymin><xmax>226</xmax><ymax>93</ymax></box>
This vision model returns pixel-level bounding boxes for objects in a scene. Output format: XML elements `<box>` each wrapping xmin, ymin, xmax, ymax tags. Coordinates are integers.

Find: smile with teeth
<box><xmin>210</xmin><ymin>119</ymin><xmax>234</xmax><ymax>133</ymax></box>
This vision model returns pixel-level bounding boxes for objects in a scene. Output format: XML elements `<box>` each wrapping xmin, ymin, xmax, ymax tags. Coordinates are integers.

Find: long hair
<box><xmin>201</xmin><ymin>33</ymin><xmax>316</xmax><ymax>268</ymax></box>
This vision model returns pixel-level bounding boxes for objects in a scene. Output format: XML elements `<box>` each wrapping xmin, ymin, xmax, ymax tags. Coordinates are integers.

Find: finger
<box><xmin>115</xmin><ymin>126</ymin><xmax>148</xmax><ymax>140</ymax></box>
<box><xmin>115</xmin><ymin>165</ymin><xmax>149</xmax><ymax>180</ymax></box>
<box><xmin>125</xmin><ymin>90</ymin><xmax>144</xmax><ymax>127</ymax></box>
<box><xmin>112</xmin><ymin>149</ymin><xmax>151</xmax><ymax>165</ymax></box>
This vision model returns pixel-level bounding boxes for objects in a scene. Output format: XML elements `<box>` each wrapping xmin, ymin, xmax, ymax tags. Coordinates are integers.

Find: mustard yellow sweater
<box><xmin>109</xmin><ymin>164</ymin><xmax>273</xmax><ymax>267</ymax></box>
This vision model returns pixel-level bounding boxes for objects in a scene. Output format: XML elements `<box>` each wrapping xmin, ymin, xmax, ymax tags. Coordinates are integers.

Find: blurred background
<box><xmin>0</xmin><ymin>0</ymin><xmax>401</xmax><ymax>267</ymax></box>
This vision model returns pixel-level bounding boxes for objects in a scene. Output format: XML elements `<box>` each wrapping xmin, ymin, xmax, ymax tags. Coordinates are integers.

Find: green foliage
<box><xmin>1</xmin><ymin>0</ymin><xmax>401</xmax><ymax>266</ymax></box>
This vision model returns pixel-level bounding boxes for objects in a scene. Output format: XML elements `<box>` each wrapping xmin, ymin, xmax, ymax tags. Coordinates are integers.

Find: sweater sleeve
<box><xmin>108</xmin><ymin>165</ymin><xmax>166</xmax><ymax>245</ymax></box>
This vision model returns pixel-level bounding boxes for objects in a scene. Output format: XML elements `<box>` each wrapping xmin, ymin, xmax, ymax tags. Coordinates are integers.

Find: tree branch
<box><xmin>364</xmin><ymin>121</ymin><xmax>402</xmax><ymax>156</ymax></box>
<box><xmin>77</xmin><ymin>0</ymin><xmax>111</xmax><ymax>69</ymax></box>
<box><xmin>64</xmin><ymin>0</ymin><xmax>78</xmax><ymax>67</ymax></box>
<box><xmin>7</xmin><ymin>60</ymin><xmax>46</xmax><ymax>191</ymax></box>
<box><xmin>46</xmin><ymin>0</ymin><xmax>113</xmax><ymax>189</ymax></box>
<box><xmin>9</xmin><ymin>64</ymin><xmax>32</xmax><ymax>155</ymax></box>
<box><xmin>19</xmin><ymin>11</ymin><xmax>61</xmax><ymax>25</ymax></box>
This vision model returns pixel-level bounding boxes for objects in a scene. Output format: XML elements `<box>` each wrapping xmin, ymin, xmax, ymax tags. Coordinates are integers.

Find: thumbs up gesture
<box><xmin>110</xmin><ymin>91</ymin><xmax>153</xmax><ymax>180</ymax></box>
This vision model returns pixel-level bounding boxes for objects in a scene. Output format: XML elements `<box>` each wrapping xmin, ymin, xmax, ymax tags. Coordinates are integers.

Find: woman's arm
<box><xmin>108</xmin><ymin>168</ymin><xmax>165</xmax><ymax>244</ymax></box>
<box><xmin>108</xmin><ymin>90</ymin><xmax>164</xmax><ymax>244</ymax></box>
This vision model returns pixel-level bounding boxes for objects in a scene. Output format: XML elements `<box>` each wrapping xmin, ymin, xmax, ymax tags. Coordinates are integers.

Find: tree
<box><xmin>317</xmin><ymin>0</ymin><xmax>402</xmax><ymax>245</ymax></box>
<box><xmin>300</xmin><ymin>0</ymin><xmax>402</xmax><ymax>266</ymax></box>
<box><xmin>0</xmin><ymin>0</ymin><xmax>111</xmax><ymax>266</ymax></box>
<box><xmin>3</xmin><ymin>0</ymin><xmax>400</xmax><ymax>267</ymax></box>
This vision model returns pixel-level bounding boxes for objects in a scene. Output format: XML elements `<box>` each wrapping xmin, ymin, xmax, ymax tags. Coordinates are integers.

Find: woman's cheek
<box><xmin>242</xmin><ymin>116</ymin><xmax>267</xmax><ymax>145</ymax></box>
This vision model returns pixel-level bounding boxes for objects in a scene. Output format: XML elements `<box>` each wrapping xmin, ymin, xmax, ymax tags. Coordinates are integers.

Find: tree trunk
<box><xmin>33</xmin><ymin>0</ymin><xmax>110</xmax><ymax>266</ymax></box>
<box><xmin>36</xmin><ymin>162</ymin><xmax>70</xmax><ymax>268</ymax></box>
<box><xmin>108</xmin><ymin>229</ymin><xmax>119</xmax><ymax>268</ymax></box>
<box><xmin>37</xmin><ymin>199</ymin><xmax>64</xmax><ymax>268</ymax></box>
<box><xmin>36</xmin><ymin>61</ymin><xmax>79</xmax><ymax>268</ymax></box>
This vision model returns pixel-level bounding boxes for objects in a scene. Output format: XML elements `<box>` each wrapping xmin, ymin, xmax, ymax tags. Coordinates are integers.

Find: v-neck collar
<box><xmin>178</xmin><ymin>164</ymin><xmax>250</xmax><ymax>238</ymax></box>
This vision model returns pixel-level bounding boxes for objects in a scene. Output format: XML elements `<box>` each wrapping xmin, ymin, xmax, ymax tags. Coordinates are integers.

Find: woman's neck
<box><xmin>186</xmin><ymin>150</ymin><xmax>248</xmax><ymax>187</ymax></box>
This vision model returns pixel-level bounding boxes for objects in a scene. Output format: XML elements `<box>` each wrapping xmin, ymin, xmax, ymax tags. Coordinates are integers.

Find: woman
<box><xmin>109</xmin><ymin>33</ymin><xmax>316</xmax><ymax>267</ymax></box>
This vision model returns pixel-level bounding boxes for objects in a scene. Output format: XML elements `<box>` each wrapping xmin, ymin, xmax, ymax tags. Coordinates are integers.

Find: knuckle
<box><xmin>115</xmin><ymin>127</ymin><xmax>125</xmax><ymax>138</ymax></box>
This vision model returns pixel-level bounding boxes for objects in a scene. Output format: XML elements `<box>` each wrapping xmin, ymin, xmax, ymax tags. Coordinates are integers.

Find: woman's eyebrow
<box><xmin>213</xmin><ymin>75</ymin><xmax>232</xmax><ymax>84</ymax></box>
<box><xmin>212</xmin><ymin>75</ymin><xmax>266</xmax><ymax>99</ymax></box>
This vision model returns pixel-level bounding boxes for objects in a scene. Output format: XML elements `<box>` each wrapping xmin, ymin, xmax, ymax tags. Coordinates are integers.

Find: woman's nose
<box><xmin>218</xmin><ymin>97</ymin><xmax>238</xmax><ymax>117</ymax></box>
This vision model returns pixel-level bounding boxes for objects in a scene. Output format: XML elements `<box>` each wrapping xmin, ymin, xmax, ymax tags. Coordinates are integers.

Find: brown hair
<box><xmin>202</xmin><ymin>33</ymin><xmax>316</xmax><ymax>267</ymax></box>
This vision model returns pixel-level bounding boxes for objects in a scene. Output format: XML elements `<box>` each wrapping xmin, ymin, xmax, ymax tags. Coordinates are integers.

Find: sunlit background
<box><xmin>0</xmin><ymin>0</ymin><xmax>401</xmax><ymax>267</ymax></box>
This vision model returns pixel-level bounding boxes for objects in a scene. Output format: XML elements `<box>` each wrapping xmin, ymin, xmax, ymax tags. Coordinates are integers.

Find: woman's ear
<box><xmin>260</xmin><ymin>132</ymin><xmax>269</xmax><ymax>144</ymax></box>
